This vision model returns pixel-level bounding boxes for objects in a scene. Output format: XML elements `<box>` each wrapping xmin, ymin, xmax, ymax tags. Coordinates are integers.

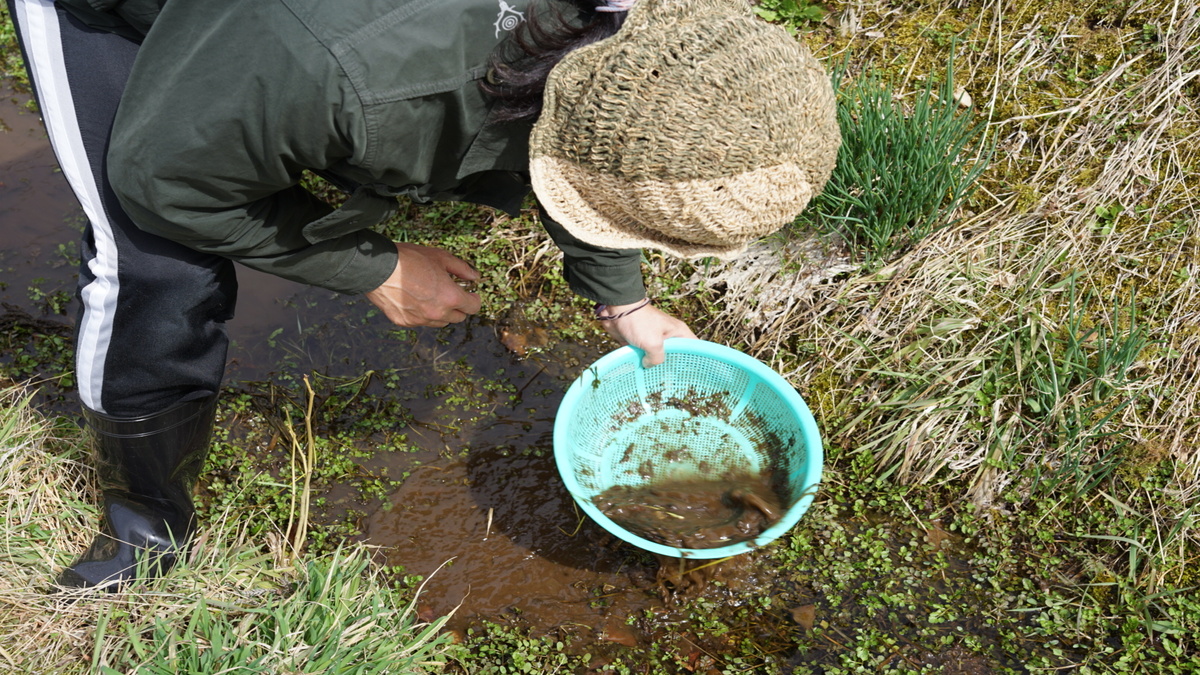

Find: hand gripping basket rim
<box><xmin>553</xmin><ymin>338</ymin><xmax>823</xmax><ymax>559</ymax></box>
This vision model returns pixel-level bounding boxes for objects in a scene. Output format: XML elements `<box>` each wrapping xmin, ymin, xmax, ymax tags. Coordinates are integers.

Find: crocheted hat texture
<box><xmin>529</xmin><ymin>0</ymin><xmax>841</xmax><ymax>259</ymax></box>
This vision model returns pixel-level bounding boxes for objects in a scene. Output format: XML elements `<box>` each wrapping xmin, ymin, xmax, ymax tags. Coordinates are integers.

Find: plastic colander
<box><xmin>553</xmin><ymin>338</ymin><xmax>822</xmax><ymax>559</ymax></box>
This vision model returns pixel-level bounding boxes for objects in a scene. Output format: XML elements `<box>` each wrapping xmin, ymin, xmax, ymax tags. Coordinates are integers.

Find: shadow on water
<box><xmin>338</xmin><ymin>308</ymin><xmax>672</xmax><ymax>637</ymax></box>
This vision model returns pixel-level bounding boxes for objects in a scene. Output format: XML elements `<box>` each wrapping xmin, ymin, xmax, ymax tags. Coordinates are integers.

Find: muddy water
<box><xmin>0</xmin><ymin>90</ymin><xmax>78</xmax><ymax>313</ymax></box>
<box><xmin>595</xmin><ymin>474</ymin><xmax>784</xmax><ymax>549</ymax></box>
<box><xmin>365</xmin><ymin>445</ymin><xmax>666</xmax><ymax>635</ymax></box>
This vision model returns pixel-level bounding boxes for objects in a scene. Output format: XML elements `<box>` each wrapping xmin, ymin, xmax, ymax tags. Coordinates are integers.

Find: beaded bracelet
<box><xmin>593</xmin><ymin>298</ymin><xmax>652</xmax><ymax>321</ymax></box>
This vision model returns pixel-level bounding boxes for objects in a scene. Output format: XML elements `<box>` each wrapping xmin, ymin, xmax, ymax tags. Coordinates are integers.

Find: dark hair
<box><xmin>481</xmin><ymin>0</ymin><xmax>627</xmax><ymax>123</ymax></box>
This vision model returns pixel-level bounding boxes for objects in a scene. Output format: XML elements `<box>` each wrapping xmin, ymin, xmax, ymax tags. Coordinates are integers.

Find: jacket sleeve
<box><xmin>106</xmin><ymin>1</ymin><xmax>397</xmax><ymax>295</ymax></box>
<box><xmin>539</xmin><ymin>209</ymin><xmax>647</xmax><ymax>306</ymax></box>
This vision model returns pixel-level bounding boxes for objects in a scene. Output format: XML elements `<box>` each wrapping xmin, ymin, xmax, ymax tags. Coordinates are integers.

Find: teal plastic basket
<box><xmin>553</xmin><ymin>339</ymin><xmax>822</xmax><ymax>559</ymax></box>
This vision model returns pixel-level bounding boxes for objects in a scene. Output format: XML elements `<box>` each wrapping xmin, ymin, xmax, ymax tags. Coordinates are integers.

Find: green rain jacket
<box><xmin>58</xmin><ymin>0</ymin><xmax>647</xmax><ymax>304</ymax></box>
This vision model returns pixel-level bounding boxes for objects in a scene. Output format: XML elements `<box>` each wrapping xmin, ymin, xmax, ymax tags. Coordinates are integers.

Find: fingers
<box><xmin>641</xmin><ymin>342</ymin><xmax>667</xmax><ymax>368</ymax></box>
<box><xmin>412</xmin><ymin>300</ymin><xmax>474</xmax><ymax>328</ymax></box>
<box><xmin>667</xmin><ymin>323</ymin><xmax>699</xmax><ymax>340</ymax></box>
<box><xmin>366</xmin><ymin>243</ymin><xmax>486</xmax><ymax>328</ymax></box>
<box><xmin>641</xmin><ymin>326</ymin><xmax>698</xmax><ymax>366</ymax></box>
<box><xmin>424</xmin><ymin>248</ymin><xmax>481</xmax><ymax>317</ymax></box>
<box><xmin>603</xmin><ymin>305</ymin><xmax>699</xmax><ymax>368</ymax></box>
<box><xmin>442</xmin><ymin>307</ymin><xmax>472</xmax><ymax>325</ymax></box>
<box><xmin>455</xmin><ymin>288</ymin><xmax>482</xmax><ymax>316</ymax></box>
<box><xmin>440</xmin><ymin>251</ymin><xmax>482</xmax><ymax>282</ymax></box>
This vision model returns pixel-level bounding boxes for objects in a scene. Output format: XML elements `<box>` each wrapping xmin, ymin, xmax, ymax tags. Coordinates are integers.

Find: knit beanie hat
<box><xmin>529</xmin><ymin>0</ymin><xmax>841</xmax><ymax>259</ymax></box>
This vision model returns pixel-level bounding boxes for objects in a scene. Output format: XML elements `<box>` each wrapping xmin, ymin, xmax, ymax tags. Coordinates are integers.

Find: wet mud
<box><xmin>1</xmin><ymin>90</ymin><xmax>78</xmax><ymax>311</ymax></box>
<box><xmin>365</xmin><ymin>444</ymin><xmax>666</xmax><ymax>635</ymax></box>
<box><xmin>594</xmin><ymin>474</ymin><xmax>783</xmax><ymax>549</ymax></box>
<box><xmin>363</xmin><ymin>449</ymin><xmax>790</xmax><ymax>662</ymax></box>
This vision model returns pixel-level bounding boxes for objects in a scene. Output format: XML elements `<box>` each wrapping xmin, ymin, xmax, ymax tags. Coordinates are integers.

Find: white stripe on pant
<box><xmin>7</xmin><ymin>0</ymin><xmax>237</xmax><ymax>417</ymax></box>
<box><xmin>12</xmin><ymin>0</ymin><xmax>119</xmax><ymax>413</ymax></box>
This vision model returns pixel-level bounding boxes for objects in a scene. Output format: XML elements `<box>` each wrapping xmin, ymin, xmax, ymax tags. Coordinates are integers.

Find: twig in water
<box><xmin>512</xmin><ymin>364</ymin><xmax>548</xmax><ymax>406</ymax></box>
<box><xmin>557</xmin><ymin>501</ymin><xmax>586</xmax><ymax>537</ymax></box>
<box><xmin>283</xmin><ymin>376</ymin><xmax>317</xmax><ymax>563</ymax></box>
<box><xmin>678</xmin><ymin>555</ymin><xmax>736</xmax><ymax>575</ymax></box>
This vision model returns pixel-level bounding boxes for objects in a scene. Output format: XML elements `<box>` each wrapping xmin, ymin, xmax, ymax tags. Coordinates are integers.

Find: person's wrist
<box><xmin>594</xmin><ymin>298</ymin><xmax>652</xmax><ymax>321</ymax></box>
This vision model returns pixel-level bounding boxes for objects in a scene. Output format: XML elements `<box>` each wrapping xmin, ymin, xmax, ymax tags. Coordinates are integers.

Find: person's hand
<box><xmin>600</xmin><ymin>301</ymin><xmax>698</xmax><ymax>367</ymax></box>
<box><xmin>364</xmin><ymin>242</ymin><xmax>482</xmax><ymax>327</ymax></box>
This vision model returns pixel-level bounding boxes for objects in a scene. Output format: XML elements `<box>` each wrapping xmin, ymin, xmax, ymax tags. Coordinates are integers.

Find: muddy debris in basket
<box><xmin>593</xmin><ymin>474</ymin><xmax>784</xmax><ymax>549</ymax></box>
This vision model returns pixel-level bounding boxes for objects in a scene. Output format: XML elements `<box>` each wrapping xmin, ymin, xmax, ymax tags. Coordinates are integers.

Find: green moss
<box><xmin>802</xmin><ymin>363</ymin><xmax>856</xmax><ymax>430</ymax></box>
<box><xmin>1</xmin><ymin>4</ymin><xmax>31</xmax><ymax>91</ymax></box>
<box><xmin>1115</xmin><ymin>438</ymin><xmax>1173</xmax><ymax>484</ymax></box>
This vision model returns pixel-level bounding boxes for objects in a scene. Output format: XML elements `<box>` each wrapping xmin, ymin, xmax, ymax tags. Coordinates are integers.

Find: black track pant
<box><xmin>8</xmin><ymin>0</ymin><xmax>236</xmax><ymax>417</ymax></box>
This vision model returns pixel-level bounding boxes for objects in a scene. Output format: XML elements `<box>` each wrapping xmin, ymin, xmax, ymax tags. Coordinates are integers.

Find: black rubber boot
<box><xmin>56</xmin><ymin>395</ymin><xmax>218</xmax><ymax>591</ymax></box>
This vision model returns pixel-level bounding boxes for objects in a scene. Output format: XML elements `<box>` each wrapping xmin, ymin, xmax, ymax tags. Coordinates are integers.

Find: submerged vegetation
<box><xmin>2</xmin><ymin>0</ymin><xmax>1199</xmax><ymax>672</ymax></box>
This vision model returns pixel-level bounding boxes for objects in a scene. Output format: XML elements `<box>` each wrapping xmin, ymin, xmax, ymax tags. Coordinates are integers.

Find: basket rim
<box><xmin>553</xmin><ymin>338</ymin><xmax>823</xmax><ymax>559</ymax></box>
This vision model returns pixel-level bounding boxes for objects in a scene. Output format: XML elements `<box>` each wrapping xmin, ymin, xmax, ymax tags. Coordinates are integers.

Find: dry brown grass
<box><xmin>682</xmin><ymin>0</ymin><xmax>1200</xmax><ymax>522</ymax></box>
<box><xmin>0</xmin><ymin>386</ymin><xmax>98</xmax><ymax>672</ymax></box>
<box><xmin>0</xmin><ymin>384</ymin><xmax>266</xmax><ymax>672</ymax></box>
<box><xmin>0</xmin><ymin>385</ymin><xmax>455</xmax><ymax>673</ymax></box>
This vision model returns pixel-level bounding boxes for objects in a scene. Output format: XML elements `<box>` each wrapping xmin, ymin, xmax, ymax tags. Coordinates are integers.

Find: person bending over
<box><xmin>7</xmin><ymin>0</ymin><xmax>839</xmax><ymax>590</ymax></box>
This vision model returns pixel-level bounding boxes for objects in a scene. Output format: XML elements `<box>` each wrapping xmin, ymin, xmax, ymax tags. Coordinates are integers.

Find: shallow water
<box><xmin>365</xmin><ymin>444</ymin><xmax>666</xmax><ymax>634</ymax></box>
<box><xmin>0</xmin><ymin>90</ymin><xmax>77</xmax><ymax>312</ymax></box>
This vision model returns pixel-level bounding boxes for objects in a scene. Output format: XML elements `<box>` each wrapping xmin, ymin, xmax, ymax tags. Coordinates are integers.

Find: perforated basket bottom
<box><xmin>593</xmin><ymin>408</ymin><xmax>764</xmax><ymax>487</ymax></box>
<box><xmin>561</xmin><ymin>350</ymin><xmax>806</xmax><ymax>508</ymax></box>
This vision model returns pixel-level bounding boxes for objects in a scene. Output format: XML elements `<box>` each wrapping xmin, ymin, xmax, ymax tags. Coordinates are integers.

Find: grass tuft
<box><xmin>801</xmin><ymin>52</ymin><xmax>994</xmax><ymax>265</ymax></box>
<box><xmin>93</xmin><ymin>550</ymin><xmax>458</xmax><ymax>674</ymax></box>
